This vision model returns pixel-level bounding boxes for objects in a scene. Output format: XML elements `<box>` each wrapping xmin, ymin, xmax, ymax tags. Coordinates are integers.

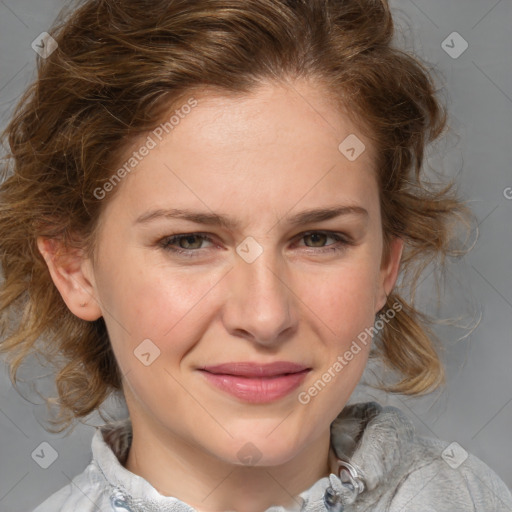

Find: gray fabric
<box><xmin>32</xmin><ymin>401</ymin><xmax>512</xmax><ymax>511</ymax></box>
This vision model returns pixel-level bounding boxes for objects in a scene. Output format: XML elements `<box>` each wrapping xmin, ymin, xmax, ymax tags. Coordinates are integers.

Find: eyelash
<box><xmin>157</xmin><ymin>231</ymin><xmax>352</xmax><ymax>258</ymax></box>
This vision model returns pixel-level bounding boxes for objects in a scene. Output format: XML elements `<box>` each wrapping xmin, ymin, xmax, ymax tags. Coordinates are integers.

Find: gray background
<box><xmin>0</xmin><ymin>0</ymin><xmax>511</xmax><ymax>510</ymax></box>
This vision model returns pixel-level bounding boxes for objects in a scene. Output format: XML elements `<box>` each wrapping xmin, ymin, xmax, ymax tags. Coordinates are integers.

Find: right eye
<box><xmin>158</xmin><ymin>233</ymin><xmax>215</xmax><ymax>257</ymax></box>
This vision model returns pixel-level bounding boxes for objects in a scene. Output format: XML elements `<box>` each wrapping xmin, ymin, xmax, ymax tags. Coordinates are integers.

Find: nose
<box><xmin>221</xmin><ymin>246</ymin><xmax>297</xmax><ymax>346</ymax></box>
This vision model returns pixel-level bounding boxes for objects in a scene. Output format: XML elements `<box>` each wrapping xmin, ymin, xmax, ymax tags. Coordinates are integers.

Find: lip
<box><xmin>200</xmin><ymin>361</ymin><xmax>309</xmax><ymax>377</ymax></box>
<box><xmin>198</xmin><ymin>361</ymin><xmax>311</xmax><ymax>403</ymax></box>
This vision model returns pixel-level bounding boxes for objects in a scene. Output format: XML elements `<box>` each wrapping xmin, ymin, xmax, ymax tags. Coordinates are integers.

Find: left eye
<box><xmin>158</xmin><ymin>231</ymin><xmax>350</xmax><ymax>257</ymax></box>
<box><xmin>299</xmin><ymin>232</ymin><xmax>340</xmax><ymax>248</ymax></box>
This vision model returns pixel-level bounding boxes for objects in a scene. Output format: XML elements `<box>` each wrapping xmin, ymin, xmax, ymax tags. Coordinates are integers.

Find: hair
<box><xmin>0</xmin><ymin>0</ymin><xmax>471</xmax><ymax>433</ymax></box>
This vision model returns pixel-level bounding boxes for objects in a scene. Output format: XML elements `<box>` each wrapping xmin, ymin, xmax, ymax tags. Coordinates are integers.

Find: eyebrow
<box><xmin>135</xmin><ymin>205</ymin><xmax>368</xmax><ymax>230</ymax></box>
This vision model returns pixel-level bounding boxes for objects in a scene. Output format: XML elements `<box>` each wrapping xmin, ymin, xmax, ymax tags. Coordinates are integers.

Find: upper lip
<box><xmin>199</xmin><ymin>361</ymin><xmax>311</xmax><ymax>377</ymax></box>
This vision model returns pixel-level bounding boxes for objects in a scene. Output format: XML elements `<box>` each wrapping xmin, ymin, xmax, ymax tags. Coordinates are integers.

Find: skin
<box><xmin>38</xmin><ymin>79</ymin><xmax>403</xmax><ymax>512</ymax></box>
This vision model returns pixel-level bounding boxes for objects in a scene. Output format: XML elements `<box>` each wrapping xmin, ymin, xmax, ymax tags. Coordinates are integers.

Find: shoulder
<box><xmin>32</xmin><ymin>420</ymin><xmax>133</xmax><ymax>512</ymax></box>
<box><xmin>32</xmin><ymin>463</ymin><xmax>112</xmax><ymax>512</ymax></box>
<box><xmin>330</xmin><ymin>402</ymin><xmax>512</xmax><ymax>512</ymax></box>
<box><xmin>388</xmin><ymin>434</ymin><xmax>512</xmax><ymax>511</ymax></box>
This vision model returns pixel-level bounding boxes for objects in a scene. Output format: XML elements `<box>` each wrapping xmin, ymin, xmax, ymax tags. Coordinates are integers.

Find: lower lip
<box><xmin>199</xmin><ymin>369</ymin><xmax>310</xmax><ymax>403</ymax></box>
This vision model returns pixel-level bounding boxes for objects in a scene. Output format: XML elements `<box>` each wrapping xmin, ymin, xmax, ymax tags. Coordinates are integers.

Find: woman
<box><xmin>1</xmin><ymin>0</ymin><xmax>510</xmax><ymax>510</ymax></box>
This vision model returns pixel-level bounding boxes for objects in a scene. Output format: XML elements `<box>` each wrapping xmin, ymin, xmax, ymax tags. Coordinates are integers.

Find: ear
<box><xmin>375</xmin><ymin>236</ymin><xmax>403</xmax><ymax>314</ymax></box>
<box><xmin>36</xmin><ymin>237</ymin><xmax>103</xmax><ymax>321</ymax></box>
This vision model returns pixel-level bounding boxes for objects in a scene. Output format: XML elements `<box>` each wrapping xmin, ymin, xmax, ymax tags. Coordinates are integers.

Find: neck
<box><xmin>124</xmin><ymin>418</ymin><xmax>332</xmax><ymax>512</ymax></box>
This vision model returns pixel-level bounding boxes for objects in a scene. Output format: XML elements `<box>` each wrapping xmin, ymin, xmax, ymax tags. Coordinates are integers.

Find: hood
<box><xmin>97</xmin><ymin>401</ymin><xmax>415</xmax><ymax>511</ymax></box>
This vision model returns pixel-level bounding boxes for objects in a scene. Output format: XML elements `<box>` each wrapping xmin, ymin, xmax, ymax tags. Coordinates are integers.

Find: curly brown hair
<box><xmin>0</xmin><ymin>0</ymin><xmax>471</xmax><ymax>433</ymax></box>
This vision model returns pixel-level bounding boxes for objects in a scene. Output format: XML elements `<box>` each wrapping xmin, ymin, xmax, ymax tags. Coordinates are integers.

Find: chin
<box><xmin>214</xmin><ymin>431</ymin><xmax>305</xmax><ymax>468</ymax></box>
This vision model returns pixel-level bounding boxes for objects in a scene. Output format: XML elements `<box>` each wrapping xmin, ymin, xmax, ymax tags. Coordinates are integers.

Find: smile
<box><xmin>198</xmin><ymin>361</ymin><xmax>311</xmax><ymax>403</ymax></box>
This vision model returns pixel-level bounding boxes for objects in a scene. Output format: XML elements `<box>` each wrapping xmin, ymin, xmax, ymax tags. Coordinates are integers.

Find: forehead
<box><xmin>101</xmin><ymin>81</ymin><xmax>379</xmax><ymax>226</ymax></box>
<box><xmin>172</xmin><ymin>81</ymin><xmax>374</xmax><ymax>160</ymax></box>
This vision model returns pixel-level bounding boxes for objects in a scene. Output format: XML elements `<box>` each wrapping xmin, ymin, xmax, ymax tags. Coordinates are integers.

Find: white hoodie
<box><xmin>33</xmin><ymin>401</ymin><xmax>512</xmax><ymax>511</ymax></box>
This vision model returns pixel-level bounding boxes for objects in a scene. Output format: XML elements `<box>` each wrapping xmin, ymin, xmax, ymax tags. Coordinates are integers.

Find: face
<box><xmin>40</xmin><ymin>80</ymin><xmax>402</xmax><ymax>468</ymax></box>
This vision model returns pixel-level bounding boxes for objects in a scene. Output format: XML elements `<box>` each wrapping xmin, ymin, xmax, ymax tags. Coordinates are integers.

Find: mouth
<box><xmin>197</xmin><ymin>361</ymin><xmax>311</xmax><ymax>403</ymax></box>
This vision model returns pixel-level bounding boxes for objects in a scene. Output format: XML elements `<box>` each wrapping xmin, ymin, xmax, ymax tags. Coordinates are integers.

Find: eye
<box><xmin>158</xmin><ymin>230</ymin><xmax>352</xmax><ymax>258</ymax></box>
<box><xmin>159</xmin><ymin>233</ymin><xmax>214</xmax><ymax>255</ymax></box>
<box><xmin>301</xmin><ymin>232</ymin><xmax>337</xmax><ymax>248</ymax></box>
<box><xmin>296</xmin><ymin>231</ymin><xmax>352</xmax><ymax>254</ymax></box>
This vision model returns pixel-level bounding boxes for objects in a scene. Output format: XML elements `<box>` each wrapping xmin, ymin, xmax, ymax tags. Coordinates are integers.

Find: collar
<box><xmin>92</xmin><ymin>401</ymin><xmax>414</xmax><ymax>511</ymax></box>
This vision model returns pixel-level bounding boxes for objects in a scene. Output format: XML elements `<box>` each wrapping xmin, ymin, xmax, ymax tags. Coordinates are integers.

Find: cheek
<box><xmin>95</xmin><ymin>235</ymin><xmax>382</xmax><ymax>367</ymax></box>
<box><xmin>94</xmin><ymin>250</ymin><xmax>224</xmax><ymax>361</ymax></box>
<box><xmin>292</xmin><ymin>258</ymin><xmax>381</xmax><ymax>344</ymax></box>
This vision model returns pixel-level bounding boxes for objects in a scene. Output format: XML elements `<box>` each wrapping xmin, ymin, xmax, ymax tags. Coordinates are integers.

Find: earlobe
<box><xmin>376</xmin><ymin>237</ymin><xmax>404</xmax><ymax>313</ymax></box>
<box><xmin>36</xmin><ymin>237</ymin><xmax>103</xmax><ymax>321</ymax></box>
